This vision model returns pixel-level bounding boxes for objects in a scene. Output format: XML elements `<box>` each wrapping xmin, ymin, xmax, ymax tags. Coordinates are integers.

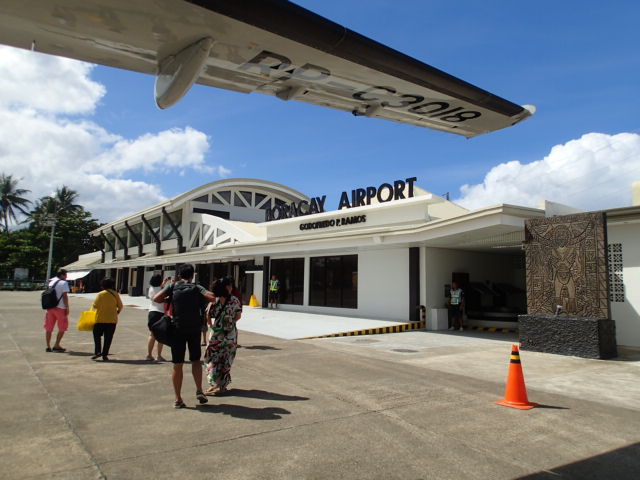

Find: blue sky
<box><xmin>1</xmin><ymin>0</ymin><xmax>639</xmax><ymax>222</ymax></box>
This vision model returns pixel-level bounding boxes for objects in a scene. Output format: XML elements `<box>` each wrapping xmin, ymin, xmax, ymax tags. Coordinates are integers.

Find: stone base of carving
<box><xmin>518</xmin><ymin>315</ymin><xmax>617</xmax><ymax>359</ymax></box>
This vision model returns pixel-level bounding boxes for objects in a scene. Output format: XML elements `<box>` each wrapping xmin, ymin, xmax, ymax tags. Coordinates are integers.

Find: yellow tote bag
<box><xmin>77</xmin><ymin>310</ymin><xmax>96</xmax><ymax>331</ymax></box>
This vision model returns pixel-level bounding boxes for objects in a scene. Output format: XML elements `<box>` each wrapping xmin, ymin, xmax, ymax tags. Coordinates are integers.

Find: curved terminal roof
<box><xmin>170</xmin><ymin>178</ymin><xmax>309</xmax><ymax>208</ymax></box>
<box><xmin>93</xmin><ymin>178</ymin><xmax>309</xmax><ymax>233</ymax></box>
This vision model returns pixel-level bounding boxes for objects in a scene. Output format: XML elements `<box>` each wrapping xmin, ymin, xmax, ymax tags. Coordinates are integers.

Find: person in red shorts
<box><xmin>44</xmin><ymin>269</ymin><xmax>70</xmax><ymax>352</ymax></box>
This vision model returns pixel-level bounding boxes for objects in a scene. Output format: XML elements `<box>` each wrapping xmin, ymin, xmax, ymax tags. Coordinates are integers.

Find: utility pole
<box><xmin>44</xmin><ymin>214</ymin><xmax>56</xmax><ymax>284</ymax></box>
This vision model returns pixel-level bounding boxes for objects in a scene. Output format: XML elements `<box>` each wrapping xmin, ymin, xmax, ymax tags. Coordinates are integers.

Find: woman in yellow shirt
<box><xmin>91</xmin><ymin>278</ymin><xmax>123</xmax><ymax>361</ymax></box>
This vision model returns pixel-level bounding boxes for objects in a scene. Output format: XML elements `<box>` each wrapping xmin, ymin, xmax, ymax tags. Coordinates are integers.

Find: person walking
<box><xmin>153</xmin><ymin>264</ymin><xmax>216</xmax><ymax>409</ymax></box>
<box><xmin>447</xmin><ymin>281</ymin><xmax>465</xmax><ymax>331</ymax></box>
<box><xmin>204</xmin><ymin>277</ymin><xmax>242</xmax><ymax>395</ymax></box>
<box><xmin>268</xmin><ymin>274</ymin><xmax>280</xmax><ymax>309</ymax></box>
<box><xmin>146</xmin><ymin>274</ymin><xmax>167</xmax><ymax>361</ymax></box>
<box><xmin>91</xmin><ymin>278</ymin><xmax>123</xmax><ymax>361</ymax></box>
<box><xmin>204</xmin><ymin>279</ymin><xmax>218</xmax><ymax>338</ymax></box>
<box><xmin>44</xmin><ymin>269</ymin><xmax>70</xmax><ymax>352</ymax></box>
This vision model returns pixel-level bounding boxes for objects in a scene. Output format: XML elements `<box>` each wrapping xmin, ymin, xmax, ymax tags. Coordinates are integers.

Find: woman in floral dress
<box><xmin>204</xmin><ymin>277</ymin><xmax>242</xmax><ymax>394</ymax></box>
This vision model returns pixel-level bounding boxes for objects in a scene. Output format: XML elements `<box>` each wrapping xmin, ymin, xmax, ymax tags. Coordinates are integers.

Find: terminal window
<box><xmin>143</xmin><ymin>216</ymin><xmax>160</xmax><ymax>244</ymax></box>
<box><xmin>309</xmin><ymin>255</ymin><xmax>358</xmax><ymax>309</ymax></box>
<box><xmin>270</xmin><ymin>258</ymin><xmax>304</xmax><ymax>305</ymax></box>
<box><xmin>162</xmin><ymin>210</ymin><xmax>182</xmax><ymax>241</ymax></box>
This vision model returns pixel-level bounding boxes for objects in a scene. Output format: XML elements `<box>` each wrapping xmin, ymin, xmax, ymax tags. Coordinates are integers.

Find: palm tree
<box><xmin>52</xmin><ymin>186</ymin><xmax>82</xmax><ymax>216</ymax></box>
<box><xmin>29</xmin><ymin>186</ymin><xmax>82</xmax><ymax>222</ymax></box>
<box><xmin>27</xmin><ymin>186</ymin><xmax>83</xmax><ymax>282</ymax></box>
<box><xmin>0</xmin><ymin>173</ymin><xmax>31</xmax><ymax>232</ymax></box>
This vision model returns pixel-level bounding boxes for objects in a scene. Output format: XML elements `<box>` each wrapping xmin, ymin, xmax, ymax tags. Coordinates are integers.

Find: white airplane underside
<box><xmin>0</xmin><ymin>0</ymin><xmax>535</xmax><ymax>138</ymax></box>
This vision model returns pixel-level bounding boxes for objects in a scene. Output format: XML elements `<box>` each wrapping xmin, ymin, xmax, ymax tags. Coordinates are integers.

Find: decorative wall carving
<box><xmin>524</xmin><ymin>212</ymin><xmax>610</xmax><ymax>318</ymax></box>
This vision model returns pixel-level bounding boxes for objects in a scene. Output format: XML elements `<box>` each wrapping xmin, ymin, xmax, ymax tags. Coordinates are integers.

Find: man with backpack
<box><xmin>153</xmin><ymin>264</ymin><xmax>216</xmax><ymax>408</ymax></box>
<box><xmin>43</xmin><ymin>269</ymin><xmax>70</xmax><ymax>352</ymax></box>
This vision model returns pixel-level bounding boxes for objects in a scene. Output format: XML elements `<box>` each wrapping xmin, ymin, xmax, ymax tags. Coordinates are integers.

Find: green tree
<box><xmin>29</xmin><ymin>185</ymin><xmax>83</xmax><ymax>222</ymax></box>
<box><xmin>0</xmin><ymin>185</ymin><xmax>102</xmax><ymax>280</ymax></box>
<box><xmin>48</xmin><ymin>207</ymin><xmax>101</xmax><ymax>270</ymax></box>
<box><xmin>0</xmin><ymin>229</ymin><xmax>48</xmax><ymax>279</ymax></box>
<box><xmin>0</xmin><ymin>173</ymin><xmax>31</xmax><ymax>232</ymax></box>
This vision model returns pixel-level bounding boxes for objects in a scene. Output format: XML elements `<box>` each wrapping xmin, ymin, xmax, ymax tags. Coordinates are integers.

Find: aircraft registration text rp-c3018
<box><xmin>0</xmin><ymin>0</ymin><xmax>535</xmax><ymax>138</ymax></box>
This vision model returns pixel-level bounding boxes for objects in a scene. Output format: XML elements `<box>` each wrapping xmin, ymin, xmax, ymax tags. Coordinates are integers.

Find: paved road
<box><xmin>1</xmin><ymin>291</ymin><xmax>639</xmax><ymax>479</ymax></box>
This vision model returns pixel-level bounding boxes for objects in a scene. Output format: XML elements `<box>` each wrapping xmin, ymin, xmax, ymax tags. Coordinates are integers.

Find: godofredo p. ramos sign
<box><xmin>299</xmin><ymin>214</ymin><xmax>367</xmax><ymax>231</ymax></box>
<box><xmin>265</xmin><ymin>177</ymin><xmax>418</xmax><ymax>226</ymax></box>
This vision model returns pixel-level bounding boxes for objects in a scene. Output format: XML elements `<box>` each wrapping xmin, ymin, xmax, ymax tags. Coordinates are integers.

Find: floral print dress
<box><xmin>204</xmin><ymin>296</ymin><xmax>241</xmax><ymax>390</ymax></box>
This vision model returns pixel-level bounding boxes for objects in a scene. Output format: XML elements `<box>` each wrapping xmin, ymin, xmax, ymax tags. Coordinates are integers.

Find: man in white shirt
<box><xmin>44</xmin><ymin>269</ymin><xmax>70</xmax><ymax>352</ymax></box>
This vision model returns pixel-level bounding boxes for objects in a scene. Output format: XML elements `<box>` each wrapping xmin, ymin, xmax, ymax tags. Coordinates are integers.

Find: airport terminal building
<box><xmin>64</xmin><ymin>178</ymin><xmax>640</xmax><ymax>348</ymax></box>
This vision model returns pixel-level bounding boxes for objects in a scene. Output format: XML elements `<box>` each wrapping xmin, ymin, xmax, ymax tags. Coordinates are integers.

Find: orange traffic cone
<box><xmin>496</xmin><ymin>345</ymin><xmax>537</xmax><ymax>410</ymax></box>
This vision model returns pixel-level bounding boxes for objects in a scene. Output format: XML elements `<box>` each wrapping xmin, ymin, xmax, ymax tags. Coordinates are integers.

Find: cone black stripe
<box><xmin>510</xmin><ymin>350</ymin><xmax>521</xmax><ymax>363</ymax></box>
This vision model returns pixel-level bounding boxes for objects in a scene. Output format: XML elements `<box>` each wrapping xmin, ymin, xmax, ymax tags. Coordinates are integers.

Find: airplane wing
<box><xmin>0</xmin><ymin>0</ymin><xmax>535</xmax><ymax>138</ymax></box>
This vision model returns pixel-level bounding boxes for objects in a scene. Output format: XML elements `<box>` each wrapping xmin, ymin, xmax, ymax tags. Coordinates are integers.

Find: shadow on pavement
<box><xmin>196</xmin><ymin>404</ymin><xmax>291</xmax><ymax>420</ymax></box>
<box><xmin>610</xmin><ymin>347</ymin><xmax>640</xmax><ymax>362</ymax></box>
<box><xmin>220</xmin><ymin>388</ymin><xmax>309</xmax><ymax>402</ymax></box>
<box><xmin>66</xmin><ymin>351</ymin><xmax>162</xmax><ymax>365</ymax></box>
<box><xmin>240</xmin><ymin>345</ymin><xmax>282</xmax><ymax>351</ymax></box>
<box><xmin>514</xmin><ymin>442</ymin><xmax>640</xmax><ymax>480</ymax></box>
<box><xmin>97</xmin><ymin>359</ymin><xmax>163</xmax><ymax>365</ymax></box>
<box><xmin>533</xmin><ymin>404</ymin><xmax>569</xmax><ymax>410</ymax></box>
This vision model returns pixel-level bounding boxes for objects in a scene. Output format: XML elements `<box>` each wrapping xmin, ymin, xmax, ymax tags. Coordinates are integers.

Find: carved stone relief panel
<box><xmin>524</xmin><ymin>212</ymin><xmax>609</xmax><ymax>318</ymax></box>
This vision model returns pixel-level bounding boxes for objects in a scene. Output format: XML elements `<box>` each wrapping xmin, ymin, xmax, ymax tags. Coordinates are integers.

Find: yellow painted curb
<box><xmin>468</xmin><ymin>326</ymin><xmax>516</xmax><ymax>334</ymax></box>
<box><xmin>299</xmin><ymin>320</ymin><xmax>425</xmax><ymax>340</ymax></box>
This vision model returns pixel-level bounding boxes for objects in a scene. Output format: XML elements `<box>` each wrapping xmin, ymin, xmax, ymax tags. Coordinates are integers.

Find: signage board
<box><xmin>266</xmin><ymin>176</ymin><xmax>417</xmax><ymax>222</ymax></box>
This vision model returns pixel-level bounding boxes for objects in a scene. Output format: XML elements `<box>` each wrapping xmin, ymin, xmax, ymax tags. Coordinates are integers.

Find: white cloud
<box><xmin>0</xmin><ymin>46</ymin><xmax>229</xmax><ymax>222</ymax></box>
<box><xmin>80</xmin><ymin>175</ymin><xmax>166</xmax><ymax>218</ymax></box>
<box><xmin>86</xmin><ymin>127</ymin><xmax>212</xmax><ymax>176</ymax></box>
<box><xmin>455</xmin><ymin>132</ymin><xmax>640</xmax><ymax>211</ymax></box>
<box><xmin>0</xmin><ymin>46</ymin><xmax>105</xmax><ymax>114</ymax></box>
<box><xmin>216</xmin><ymin>165</ymin><xmax>232</xmax><ymax>177</ymax></box>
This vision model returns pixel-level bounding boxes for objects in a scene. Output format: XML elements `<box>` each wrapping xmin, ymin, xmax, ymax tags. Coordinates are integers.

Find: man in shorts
<box><xmin>447</xmin><ymin>281</ymin><xmax>465</xmax><ymax>331</ymax></box>
<box><xmin>153</xmin><ymin>264</ymin><xmax>216</xmax><ymax>408</ymax></box>
<box><xmin>268</xmin><ymin>274</ymin><xmax>280</xmax><ymax>309</ymax></box>
<box><xmin>44</xmin><ymin>269</ymin><xmax>70</xmax><ymax>352</ymax></box>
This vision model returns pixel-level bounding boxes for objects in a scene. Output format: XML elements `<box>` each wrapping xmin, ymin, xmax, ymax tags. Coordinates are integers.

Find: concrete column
<box><xmin>303</xmin><ymin>256</ymin><xmax>311</xmax><ymax>306</ymax></box>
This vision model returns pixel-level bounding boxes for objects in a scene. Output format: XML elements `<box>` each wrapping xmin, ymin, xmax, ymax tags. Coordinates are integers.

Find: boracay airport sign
<box><xmin>265</xmin><ymin>177</ymin><xmax>417</xmax><ymax>222</ymax></box>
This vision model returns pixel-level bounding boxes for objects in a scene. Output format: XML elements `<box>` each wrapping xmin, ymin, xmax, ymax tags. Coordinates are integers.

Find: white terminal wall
<box><xmin>265</xmin><ymin>195</ymin><xmax>433</xmax><ymax>240</ymax></box>
<box><xmin>271</xmin><ymin>246</ymin><xmax>410</xmax><ymax>321</ymax></box>
<box><xmin>607</xmin><ymin>223</ymin><xmax>640</xmax><ymax>348</ymax></box>
<box><xmin>358</xmin><ymin>248</ymin><xmax>410</xmax><ymax>320</ymax></box>
<box><xmin>424</xmin><ymin>247</ymin><xmax>525</xmax><ymax>311</ymax></box>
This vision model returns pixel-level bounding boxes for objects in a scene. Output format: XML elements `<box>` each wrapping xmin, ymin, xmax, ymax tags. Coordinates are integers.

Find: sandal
<box><xmin>204</xmin><ymin>386</ymin><xmax>219</xmax><ymax>395</ymax></box>
<box><xmin>174</xmin><ymin>400</ymin><xmax>186</xmax><ymax>409</ymax></box>
<box><xmin>52</xmin><ymin>347</ymin><xmax>66</xmax><ymax>352</ymax></box>
<box><xmin>196</xmin><ymin>391</ymin><xmax>208</xmax><ymax>404</ymax></box>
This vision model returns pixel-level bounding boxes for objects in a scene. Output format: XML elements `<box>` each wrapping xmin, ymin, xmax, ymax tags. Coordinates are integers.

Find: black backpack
<box><xmin>41</xmin><ymin>280</ymin><xmax>61</xmax><ymax>310</ymax></box>
<box><xmin>171</xmin><ymin>282</ymin><xmax>204</xmax><ymax>333</ymax></box>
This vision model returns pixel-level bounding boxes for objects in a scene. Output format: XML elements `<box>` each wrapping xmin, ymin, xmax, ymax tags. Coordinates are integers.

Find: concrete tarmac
<box><xmin>1</xmin><ymin>291</ymin><xmax>639</xmax><ymax>480</ymax></box>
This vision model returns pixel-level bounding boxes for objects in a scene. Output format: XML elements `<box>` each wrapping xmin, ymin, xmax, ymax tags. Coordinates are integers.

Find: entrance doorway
<box><xmin>196</xmin><ymin>261</ymin><xmax>256</xmax><ymax>304</ymax></box>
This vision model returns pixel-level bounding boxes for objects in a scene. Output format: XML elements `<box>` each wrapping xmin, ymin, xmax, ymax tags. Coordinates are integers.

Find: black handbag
<box><xmin>150</xmin><ymin>314</ymin><xmax>176</xmax><ymax>347</ymax></box>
